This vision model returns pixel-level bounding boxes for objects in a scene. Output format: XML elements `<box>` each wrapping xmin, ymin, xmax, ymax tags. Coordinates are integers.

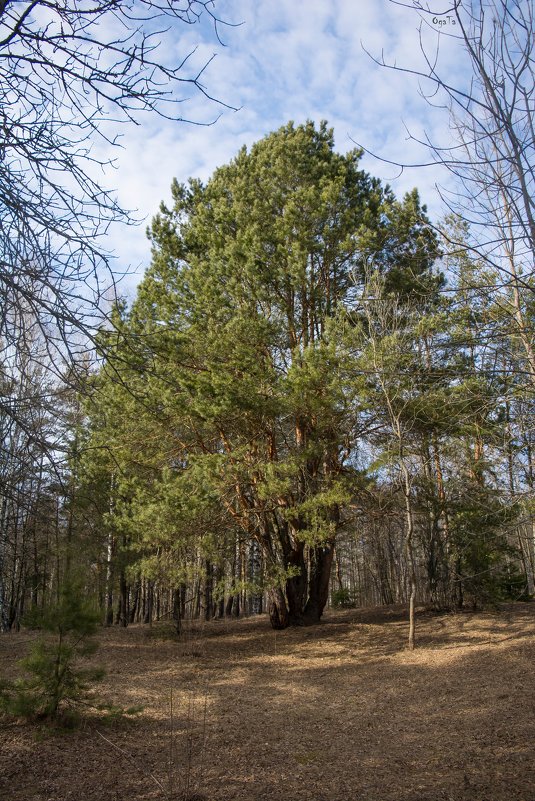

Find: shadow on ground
<box><xmin>1</xmin><ymin>603</ymin><xmax>534</xmax><ymax>801</ymax></box>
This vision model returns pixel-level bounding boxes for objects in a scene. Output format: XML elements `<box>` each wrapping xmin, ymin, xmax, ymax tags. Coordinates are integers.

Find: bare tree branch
<box><xmin>0</xmin><ymin>0</ymin><xmax>234</xmax><ymax>441</ymax></box>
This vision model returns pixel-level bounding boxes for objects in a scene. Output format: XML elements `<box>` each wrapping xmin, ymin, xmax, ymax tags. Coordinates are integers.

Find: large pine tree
<box><xmin>97</xmin><ymin>121</ymin><xmax>438</xmax><ymax>628</ymax></box>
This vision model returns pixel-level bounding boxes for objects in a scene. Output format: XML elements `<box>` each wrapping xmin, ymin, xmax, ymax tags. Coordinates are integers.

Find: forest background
<box><xmin>1</xmin><ymin>0</ymin><xmax>534</xmax><ymax>678</ymax></box>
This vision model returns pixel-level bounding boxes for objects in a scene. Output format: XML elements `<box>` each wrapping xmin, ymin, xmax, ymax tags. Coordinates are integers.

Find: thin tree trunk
<box><xmin>104</xmin><ymin>473</ymin><xmax>116</xmax><ymax>626</ymax></box>
<box><xmin>118</xmin><ymin>567</ymin><xmax>128</xmax><ymax>627</ymax></box>
<box><xmin>203</xmin><ymin>560</ymin><xmax>213</xmax><ymax>621</ymax></box>
<box><xmin>143</xmin><ymin>580</ymin><xmax>154</xmax><ymax>625</ymax></box>
<box><xmin>172</xmin><ymin>587</ymin><xmax>182</xmax><ymax>635</ymax></box>
<box><xmin>402</xmin><ymin>462</ymin><xmax>417</xmax><ymax>650</ymax></box>
<box><xmin>0</xmin><ymin>494</ymin><xmax>10</xmax><ymax>631</ymax></box>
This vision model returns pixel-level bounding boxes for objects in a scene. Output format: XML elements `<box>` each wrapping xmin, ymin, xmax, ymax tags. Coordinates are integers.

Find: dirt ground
<box><xmin>1</xmin><ymin>603</ymin><xmax>534</xmax><ymax>801</ymax></box>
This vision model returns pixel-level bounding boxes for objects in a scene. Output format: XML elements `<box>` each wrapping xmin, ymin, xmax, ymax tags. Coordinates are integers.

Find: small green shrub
<box><xmin>331</xmin><ymin>587</ymin><xmax>355</xmax><ymax>608</ymax></box>
<box><xmin>1</xmin><ymin>582</ymin><xmax>104</xmax><ymax>720</ymax></box>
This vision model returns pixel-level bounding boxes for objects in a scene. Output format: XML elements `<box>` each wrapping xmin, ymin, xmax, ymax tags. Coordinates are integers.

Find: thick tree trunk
<box><xmin>303</xmin><ymin>544</ymin><xmax>335</xmax><ymax>624</ymax></box>
<box><xmin>286</xmin><ymin>545</ymin><xmax>307</xmax><ymax>624</ymax></box>
<box><xmin>129</xmin><ymin>579</ymin><xmax>141</xmax><ymax>624</ymax></box>
<box><xmin>225</xmin><ymin>593</ymin><xmax>234</xmax><ymax>617</ymax></box>
<box><xmin>248</xmin><ymin>539</ymin><xmax>262</xmax><ymax>614</ymax></box>
<box><xmin>268</xmin><ymin>587</ymin><xmax>290</xmax><ymax>629</ymax></box>
<box><xmin>266</xmin><ymin>541</ymin><xmax>336</xmax><ymax>629</ymax></box>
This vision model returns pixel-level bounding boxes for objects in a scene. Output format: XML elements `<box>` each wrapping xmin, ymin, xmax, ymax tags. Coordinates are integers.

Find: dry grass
<box><xmin>1</xmin><ymin>603</ymin><xmax>534</xmax><ymax>801</ymax></box>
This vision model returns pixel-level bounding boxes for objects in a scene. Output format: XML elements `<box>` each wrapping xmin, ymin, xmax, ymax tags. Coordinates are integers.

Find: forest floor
<box><xmin>1</xmin><ymin>603</ymin><xmax>535</xmax><ymax>801</ymax></box>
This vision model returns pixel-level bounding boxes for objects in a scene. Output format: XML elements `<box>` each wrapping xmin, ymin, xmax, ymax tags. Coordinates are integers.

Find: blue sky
<box><xmin>103</xmin><ymin>0</ymin><xmax>464</xmax><ymax>297</ymax></box>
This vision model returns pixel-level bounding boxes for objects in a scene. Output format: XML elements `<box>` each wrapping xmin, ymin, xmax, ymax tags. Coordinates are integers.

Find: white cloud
<box><xmin>96</xmin><ymin>0</ymin><xmax>469</xmax><ymax>299</ymax></box>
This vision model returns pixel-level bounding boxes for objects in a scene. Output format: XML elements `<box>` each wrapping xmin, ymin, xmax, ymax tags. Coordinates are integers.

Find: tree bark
<box><xmin>172</xmin><ymin>587</ymin><xmax>182</xmax><ymax>635</ymax></box>
<box><xmin>402</xmin><ymin>462</ymin><xmax>417</xmax><ymax>650</ymax></box>
<box><xmin>268</xmin><ymin>587</ymin><xmax>290</xmax><ymax>629</ymax></box>
<box><xmin>143</xmin><ymin>580</ymin><xmax>154</xmax><ymax>625</ymax></box>
<box><xmin>303</xmin><ymin>543</ymin><xmax>335</xmax><ymax>624</ymax></box>
<box><xmin>129</xmin><ymin>579</ymin><xmax>141</xmax><ymax>623</ymax></box>
<box><xmin>285</xmin><ymin>544</ymin><xmax>307</xmax><ymax>624</ymax></box>
<box><xmin>203</xmin><ymin>560</ymin><xmax>213</xmax><ymax>621</ymax></box>
<box><xmin>118</xmin><ymin>568</ymin><xmax>128</xmax><ymax>627</ymax></box>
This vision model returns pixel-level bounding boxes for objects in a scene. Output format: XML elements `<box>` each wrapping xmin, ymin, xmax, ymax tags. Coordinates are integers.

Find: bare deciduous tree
<box><xmin>361</xmin><ymin>1</ymin><xmax>534</xmax><ymax>362</ymax></box>
<box><xmin>0</xmin><ymin>0</ymin><xmax>230</xmax><ymax>429</ymax></box>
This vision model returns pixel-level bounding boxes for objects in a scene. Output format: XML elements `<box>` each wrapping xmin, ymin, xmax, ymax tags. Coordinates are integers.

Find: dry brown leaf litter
<box><xmin>1</xmin><ymin>603</ymin><xmax>534</xmax><ymax>801</ymax></box>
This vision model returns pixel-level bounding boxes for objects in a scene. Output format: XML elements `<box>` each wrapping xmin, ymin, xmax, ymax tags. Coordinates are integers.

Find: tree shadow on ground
<box><xmin>1</xmin><ymin>603</ymin><xmax>534</xmax><ymax>801</ymax></box>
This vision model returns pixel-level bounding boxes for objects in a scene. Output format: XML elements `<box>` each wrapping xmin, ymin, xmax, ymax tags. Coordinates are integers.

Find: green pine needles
<box><xmin>1</xmin><ymin>582</ymin><xmax>104</xmax><ymax>721</ymax></box>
